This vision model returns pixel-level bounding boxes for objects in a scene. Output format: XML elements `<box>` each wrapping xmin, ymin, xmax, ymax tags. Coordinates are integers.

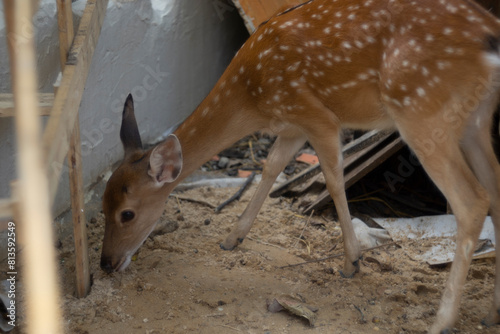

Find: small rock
<box><xmin>204</xmin><ymin>218</ymin><xmax>211</xmax><ymax>225</ymax></box>
<box><xmin>218</xmin><ymin>156</ymin><xmax>230</xmax><ymax>169</ymax></box>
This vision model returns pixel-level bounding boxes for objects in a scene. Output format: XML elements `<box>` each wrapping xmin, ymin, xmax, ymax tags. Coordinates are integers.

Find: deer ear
<box><xmin>120</xmin><ymin>94</ymin><xmax>143</xmax><ymax>158</ymax></box>
<box><xmin>148</xmin><ymin>134</ymin><xmax>183</xmax><ymax>185</ymax></box>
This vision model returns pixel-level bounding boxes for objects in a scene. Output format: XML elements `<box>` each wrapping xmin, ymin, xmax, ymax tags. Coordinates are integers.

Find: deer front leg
<box><xmin>221</xmin><ymin>132</ymin><xmax>307</xmax><ymax>250</ymax></box>
<box><xmin>307</xmin><ymin>128</ymin><xmax>361</xmax><ymax>278</ymax></box>
<box><xmin>483</xmin><ymin>227</ymin><xmax>500</xmax><ymax>327</ymax></box>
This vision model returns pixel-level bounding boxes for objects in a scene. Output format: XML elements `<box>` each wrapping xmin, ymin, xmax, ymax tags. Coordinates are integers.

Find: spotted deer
<box><xmin>100</xmin><ymin>0</ymin><xmax>500</xmax><ymax>332</ymax></box>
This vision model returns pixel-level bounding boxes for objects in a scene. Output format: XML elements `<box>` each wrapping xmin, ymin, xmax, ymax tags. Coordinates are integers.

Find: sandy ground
<box><xmin>39</xmin><ymin>182</ymin><xmax>498</xmax><ymax>334</ymax></box>
<box><xmin>1</xmin><ymin>175</ymin><xmax>497</xmax><ymax>334</ymax></box>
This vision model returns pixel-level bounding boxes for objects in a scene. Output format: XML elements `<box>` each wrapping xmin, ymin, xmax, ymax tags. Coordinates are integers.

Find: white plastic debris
<box><xmin>352</xmin><ymin>218</ymin><xmax>392</xmax><ymax>249</ymax></box>
<box><xmin>373</xmin><ymin>215</ymin><xmax>496</xmax><ymax>265</ymax></box>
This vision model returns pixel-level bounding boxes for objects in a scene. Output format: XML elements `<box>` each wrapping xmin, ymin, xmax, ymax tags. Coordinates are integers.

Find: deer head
<box><xmin>100</xmin><ymin>94</ymin><xmax>182</xmax><ymax>273</ymax></box>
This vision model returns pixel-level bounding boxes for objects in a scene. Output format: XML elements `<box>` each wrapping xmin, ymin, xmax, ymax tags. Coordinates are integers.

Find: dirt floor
<box><xmin>2</xmin><ymin>134</ymin><xmax>497</xmax><ymax>334</ymax></box>
<box><xmin>48</xmin><ymin>182</ymin><xmax>497</xmax><ymax>334</ymax></box>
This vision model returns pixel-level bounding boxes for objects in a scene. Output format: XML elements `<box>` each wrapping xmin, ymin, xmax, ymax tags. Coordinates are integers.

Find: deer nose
<box><xmin>100</xmin><ymin>256</ymin><xmax>114</xmax><ymax>274</ymax></box>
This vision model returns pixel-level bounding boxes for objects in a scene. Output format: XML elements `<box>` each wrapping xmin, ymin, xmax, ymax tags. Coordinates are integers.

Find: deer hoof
<box><xmin>481</xmin><ymin>308</ymin><xmax>500</xmax><ymax>328</ymax></box>
<box><xmin>339</xmin><ymin>259</ymin><xmax>360</xmax><ymax>278</ymax></box>
<box><xmin>220</xmin><ymin>238</ymin><xmax>244</xmax><ymax>251</ymax></box>
<box><xmin>220</xmin><ymin>243</ymin><xmax>235</xmax><ymax>251</ymax></box>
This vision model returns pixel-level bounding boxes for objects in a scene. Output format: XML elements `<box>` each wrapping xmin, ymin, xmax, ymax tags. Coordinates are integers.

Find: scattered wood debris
<box><xmin>266</xmin><ymin>296</ymin><xmax>318</xmax><ymax>326</ymax></box>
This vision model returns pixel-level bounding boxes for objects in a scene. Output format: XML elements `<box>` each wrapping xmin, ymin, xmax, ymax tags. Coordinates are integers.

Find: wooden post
<box><xmin>3</xmin><ymin>0</ymin><xmax>63</xmax><ymax>332</ymax></box>
<box><xmin>43</xmin><ymin>0</ymin><xmax>109</xmax><ymax>201</ymax></box>
<box><xmin>57</xmin><ymin>0</ymin><xmax>90</xmax><ymax>298</ymax></box>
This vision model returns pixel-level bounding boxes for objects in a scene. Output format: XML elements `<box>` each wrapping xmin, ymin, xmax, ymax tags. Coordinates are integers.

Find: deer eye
<box><xmin>121</xmin><ymin>210</ymin><xmax>135</xmax><ymax>223</ymax></box>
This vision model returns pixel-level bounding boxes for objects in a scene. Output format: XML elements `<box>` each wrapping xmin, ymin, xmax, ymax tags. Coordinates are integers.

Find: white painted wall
<box><xmin>0</xmin><ymin>0</ymin><xmax>248</xmax><ymax>217</ymax></box>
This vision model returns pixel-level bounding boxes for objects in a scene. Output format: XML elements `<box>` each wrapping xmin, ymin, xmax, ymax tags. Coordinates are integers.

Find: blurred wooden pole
<box><xmin>57</xmin><ymin>0</ymin><xmax>90</xmax><ymax>298</ymax></box>
<box><xmin>3</xmin><ymin>0</ymin><xmax>63</xmax><ymax>332</ymax></box>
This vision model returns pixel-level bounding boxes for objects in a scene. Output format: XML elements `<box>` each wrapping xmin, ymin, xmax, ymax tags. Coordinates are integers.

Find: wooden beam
<box><xmin>303</xmin><ymin>135</ymin><xmax>405</xmax><ymax>214</ymax></box>
<box><xmin>0</xmin><ymin>93</ymin><xmax>54</xmax><ymax>117</ymax></box>
<box><xmin>270</xmin><ymin>130</ymin><xmax>392</xmax><ymax>198</ymax></box>
<box><xmin>42</xmin><ymin>0</ymin><xmax>109</xmax><ymax>201</ymax></box>
<box><xmin>56</xmin><ymin>0</ymin><xmax>74</xmax><ymax>67</ymax></box>
<box><xmin>232</xmin><ymin>0</ymin><xmax>305</xmax><ymax>33</ymax></box>
<box><xmin>3</xmin><ymin>0</ymin><xmax>63</xmax><ymax>332</ymax></box>
<box><xmin>57</xmin><ymin>0</ymin><xmax>90</xmax><ymax>299</ymax></box>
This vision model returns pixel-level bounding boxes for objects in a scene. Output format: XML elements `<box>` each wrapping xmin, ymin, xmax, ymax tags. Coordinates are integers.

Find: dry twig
<box><xmin>170</xmin><ymin>194</ymin><xmax>216</xmax><ymax>209</ymax></box>
<box><xmin>279</xmin><ymin>242</ymin><xmax>398</xmax><ymax>269</ymax></box>
<box><xmin>215</xmin><ymin>172</ymin><xmax>256</xmax><ymax>213</ymax></box>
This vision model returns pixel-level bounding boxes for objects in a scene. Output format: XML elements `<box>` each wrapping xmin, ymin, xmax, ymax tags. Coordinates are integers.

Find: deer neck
<box><xmin>166</xmin><ymin>67</ymin><xmax>264</xmax><ymax>191</ymax></box>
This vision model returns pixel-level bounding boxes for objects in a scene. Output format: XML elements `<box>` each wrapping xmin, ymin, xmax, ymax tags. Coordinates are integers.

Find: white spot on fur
<box><xmin>342</xmin><ymin>41</ymin><xmax>352</xmax><ymax>49</ymax></box>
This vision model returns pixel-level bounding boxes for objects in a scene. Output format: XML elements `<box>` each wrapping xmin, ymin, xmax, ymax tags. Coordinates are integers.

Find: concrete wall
<box><xmin>0</xmin><ymin>0</ymin><xmax>248</xmax><ymax>217</ymax></box>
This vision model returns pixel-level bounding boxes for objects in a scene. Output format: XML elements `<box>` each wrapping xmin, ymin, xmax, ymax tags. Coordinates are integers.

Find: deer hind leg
<box><xmin>395</xmin><ymin>112</ymin><xmax>490</xmax><ymax>334</ymax></box>
<box><xmin>461</xmin><ymin>94</ymin><xmax>500</xmax><ymax>327</ymax></box>
<box><xmin>221</xmin><ymin>132</ymin><xmax>307</xmax><ymax>250</ymax></box>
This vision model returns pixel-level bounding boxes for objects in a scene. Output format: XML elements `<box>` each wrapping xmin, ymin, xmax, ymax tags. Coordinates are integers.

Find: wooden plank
<box><xmin>57</xmin><ymin>0</ymin><xmax>90</xmax><ymax>299</ymax></box>
<box><xmin>344</xmin><ymin>136</ymin><xmax>404</xmax><ymax>189</ymax></box>
<box><xmin>303</xmin><ymin>136</ymin><xmax>405</xmax><ymax>214</ymax></box>
<box><xmin>42</xmin><ymin>0</ymin><xmax>108</xmax><ymax>201</ymax></box>
<box><xmin>3</xmin><ymin>0</ymin><xmax>63</xmax><ymax>332</ymax></box>
<box><xmin>57</xmin><ymin>0</ymin><xmax>74</xmax><ymax>67</ymax></box>
<box><xmin>270</xmin><ymin>130</ymin><xmax>392</xmax><ymax>198</ymax></box>
<box><xmin>232</xmin><ymin>0</ymin><xmax>306</xmax><ymax>33</ymax></box>
<box><xmin>0</xmin><ymin>93</ymin><xmax>54</xmax><ymax>117</ymax></box>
